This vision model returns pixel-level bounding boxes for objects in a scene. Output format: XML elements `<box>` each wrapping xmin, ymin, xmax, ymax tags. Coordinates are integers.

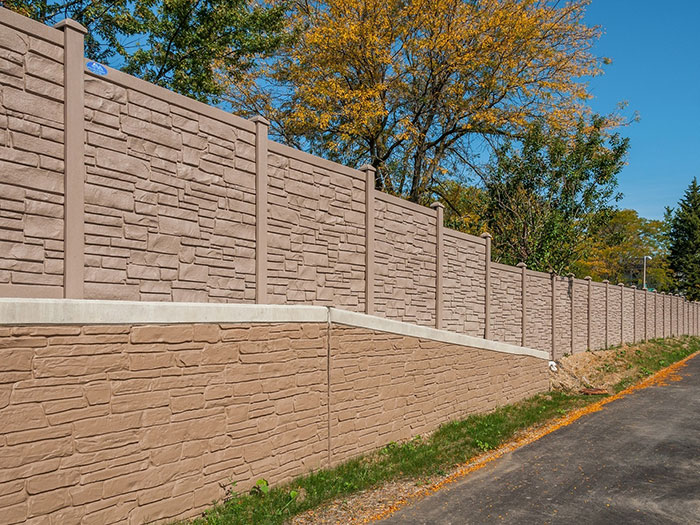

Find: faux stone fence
<box><xmin>1</xmin><ymin>7</ymin><xmax>699</xmax><ymax>360</ymax></box>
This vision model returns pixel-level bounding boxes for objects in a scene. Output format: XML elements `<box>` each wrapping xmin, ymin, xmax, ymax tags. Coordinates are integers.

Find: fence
<box><xmin>1</xmin><ymin>7</ymin><xmax>699</xmax><ymax>359</ymax></box>
<box><xmin>1</xmin><ymin>8</ymin><xmax>700</xmax><ymax>524</ymax></box>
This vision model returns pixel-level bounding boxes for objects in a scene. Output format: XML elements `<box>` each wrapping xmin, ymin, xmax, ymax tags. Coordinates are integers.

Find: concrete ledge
<box><xmin>0</xmin><ymin>299</ymin><xmax>549</xmax><ymax>360</ymax></box>
<box><xmin>0</xmin><ymin>299</ymin><xmax>329</xmax><ymax>325</ymax></box>
<box><xmin>330</xmin><ymin>309</ymin><xmax>550</xmax><ymax>360</ymax></box>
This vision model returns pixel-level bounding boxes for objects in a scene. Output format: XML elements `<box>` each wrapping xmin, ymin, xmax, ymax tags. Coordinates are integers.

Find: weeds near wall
<box><xmin>191</xmin><ymin>396</ymin><xmax>601</xmax><ymax>524</ymax></box>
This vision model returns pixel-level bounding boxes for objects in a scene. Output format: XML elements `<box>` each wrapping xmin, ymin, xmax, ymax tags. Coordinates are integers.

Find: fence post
<box><xmin>632</xmin><ymin>286</ymin><xmax>637</xmax><ymax>344</ymax></box>
<box><xmin>430</xmin><ymin>202</ymin><xmax>444</xmax><ymax>329</ymax></box>
<box><xmin>481</xmin><ymin>233</ymin><xmax>492</xmax><ymax>339</ymax></box>
<box><xmin>55</xmin><ymin>19</ymin><xmax>87</xmax><ymax>299</ymax></box>
<box><xmin>568</xmin><ymin>273</ymin><xmax>575</xmax><ymax>355</ymax></box>
<box><xmin>517</xmin><ymin>262</ymin><xmax>527</xmax><ymax>347</ymax></box>
<box><xmin>603</xmin><ymin>280</ymin><xmax>610</xmax><ymax>348</ymax></box>
<box><xmin>361</xmin><ymin>165</ymin><xmax>376</xmax><ymax>316</ymax></box>
<box><xmin>551</xmin><ymin>272</ymin><xmax>557</xmax><ymax>359</ymax></box>
<box><xmin>585</xmin><ymin>276</ymin><xmax>592</xmax><ymax>350</ymax></box>
<box><xmin>252</xmin><ymin>117</ymin><xmax>269</xmax><ymax>304</ymax></box>
<box><xmin>618</xmin><ymin>283</ymin><xmax>625</xmax><ymax>345</ymax></box>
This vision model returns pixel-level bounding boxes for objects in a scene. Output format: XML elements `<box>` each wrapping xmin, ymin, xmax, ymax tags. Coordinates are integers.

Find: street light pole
<box><xmin>643</xmin><ymin>255</ymin><xmax>652</xmax><ymax>290</ymax></box>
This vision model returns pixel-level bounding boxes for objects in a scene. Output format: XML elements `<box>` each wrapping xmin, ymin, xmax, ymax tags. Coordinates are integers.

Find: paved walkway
<box><xmin>382</xmin><ymin>355</ymin><xmax>700</xmax><ymax>524</ymax></box>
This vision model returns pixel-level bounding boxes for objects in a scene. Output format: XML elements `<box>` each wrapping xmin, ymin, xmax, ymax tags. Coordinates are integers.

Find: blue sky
<box><xmin>584</xmin><ymin>1</ymin><xmax>700</xmax><ymax>220</ymax></box>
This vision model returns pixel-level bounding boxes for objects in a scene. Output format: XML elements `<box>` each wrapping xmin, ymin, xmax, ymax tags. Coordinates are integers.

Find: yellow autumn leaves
<box><xmin>220</xmin><ymin>0</ymin><xmax>609</xmax><ymax>200</ymax></box>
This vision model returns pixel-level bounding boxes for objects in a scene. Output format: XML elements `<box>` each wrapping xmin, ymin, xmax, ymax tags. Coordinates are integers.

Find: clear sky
<box><xmin>584</xmin><ymin>1</ymin><xmax>700</xmax><ymax>220</ymax></box>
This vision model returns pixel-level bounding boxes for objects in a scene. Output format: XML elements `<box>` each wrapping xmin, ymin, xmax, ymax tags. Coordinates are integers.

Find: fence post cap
<box><xmin>430</xmin><ymin>201</ymin><xmax>445</xmax><ymax>210</ymax></box>
<box><xmin>584</xmin><ymin>276</ymin><xmax>592</xmax><ymax>281</ymax></box>
<box><xmin>359</xmin><ymin>164</ymin><xmax>376</xmax><ymax>173</ymax></box>
<box><xmin>54</xmin><ymin>18</ymin><xmax>87</xmax><ymax>34</ymax></box>
<box><xmin>480</xmin><ymin>232</ymin><xmax>492</xmax><ymax>239</ymax></box>
<box><xmin>250</xmin><ymin>116</ymin><xmax>270</xmax><ymax>127</ymax></box>
<box><xmin>516</xmin><ymin>262</ymin><xmax>527</xmax><ymax>269</ymax></box>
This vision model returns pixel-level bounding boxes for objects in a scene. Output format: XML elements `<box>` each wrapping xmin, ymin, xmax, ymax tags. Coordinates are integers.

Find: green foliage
<box><xmin>249</xmin><ymin>478</ymin><xmax>269</xmax><ymax>496</ymax></box>
<box><xmin>470</xmin><ymin>117</ymin><xmax>629</xmax><ymax>273</ymax></box>
<box><xmin>572</xmin><ymin>208</ymin><xmax>673</xmax><ymax>290</ymax></box>
<box><xmin>667</xmin><ymin>178</ymin><xmax>700</xmax><ymax>300</ymax></box>
<box><xmin>5</xmin><ymin>0</ymin><xmax>286</xmax><ymax>102</ymax></box>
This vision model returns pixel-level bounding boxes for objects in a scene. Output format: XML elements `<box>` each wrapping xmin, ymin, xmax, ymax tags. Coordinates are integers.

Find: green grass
<box><xmin>190</xmin><ymin>337</ymin><xmax>699</xmax><ymax>525</ymax></box>
<box><xmin>612</xmin><ymin>335</ymin><xmax>699</xmax><ymax>392</ymax></box>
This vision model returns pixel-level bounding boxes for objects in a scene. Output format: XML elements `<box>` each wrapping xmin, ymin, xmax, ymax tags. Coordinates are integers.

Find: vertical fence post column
<box><xmin>585</xmin><ymin>276</ymin><xmax>592</xmax><ymax>350</ymax></box>
<box><xmin>550</xmin><ymin>272</ymin><xmax>557</xmax><ymax>359</ymax></box>
<box><xmin>481</xmin><ymin>233</ymin><xmax>492</xmax><ymax>339</ymax></box>
<box><xmin>252</xmin><ymin>116</ymin><xmax>269</xmax><ymax>304</ymax></box>
<box><xmin>361</xmin><ymin>165</ymin><xmax>376</xmax><ymax>316</ymax></box>
<box><xmin>632</xmin><ymin>286</ymin><xmax>637</xmax><ymax>344</ymax></box>
<box><xmin>517</xmin><ymin>263</ymin><xmax>527</xmax><ymax>347</ymax></box>
<box><xmin>430</xmin><ymin>202</ymin><xmax>444</xmax><ymax>329</ymax></box>
<box><xmin>618</xmin><ymin>283</ymin><xmax>625</xmax><ymax>345</ymax></box>
<box><xmin>568</xmin><ymin>273</ymin><xmax>575</xmax><ymax>355</ymax></box>
<box><xmin>603</xmin><ymin>280</ymin><xmax>610</xmax><ymax>348</ymax></box>
<box><xmin>55</xmin><ymin>19</ymin><xmax>87</xmax><ymax>299</ymax></box>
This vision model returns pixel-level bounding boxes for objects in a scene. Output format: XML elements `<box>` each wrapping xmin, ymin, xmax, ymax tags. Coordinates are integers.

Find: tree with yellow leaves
<box><xmin>222</xmin><ymin>0</ymin><xmax>611</xmax><ymax>202</ymax></box>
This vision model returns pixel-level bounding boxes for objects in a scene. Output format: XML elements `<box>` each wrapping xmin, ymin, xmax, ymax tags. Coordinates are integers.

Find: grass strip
<box><xmin>610</xmin><ymin>336</ymin><xmax>699</xmax><ymax>392</ymax></box>
<box><xmin>190</xmin><ymin>336</ymin><xmax>700</xmax><ymax>525</ymax></box>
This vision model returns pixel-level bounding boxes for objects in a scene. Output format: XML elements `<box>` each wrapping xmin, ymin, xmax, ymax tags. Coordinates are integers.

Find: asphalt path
<box><xmin>382</xmin><ymin>354</ymin><xmax>700</xmax><ymax>525</ymax></box>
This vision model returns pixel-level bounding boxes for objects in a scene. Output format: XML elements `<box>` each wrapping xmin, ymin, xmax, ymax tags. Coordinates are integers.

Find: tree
<box><xmin>667</xmin><ymin>178</ymin><xmax>700</xmax><ymax>300</ymax></box>
<box><xmin>573</xmin><ymin>209</ymin><xmax>673</xmax><ymax>290</ymax></box>
<box><xmin>4</xmin><ymin>0</ymin><xmax>286</xmax><ymax>102</ymax></box>
<box><xmin>223</xmin><ymin>0</ymin><xmax>614</xmax><ymax>202</ymax></box>
<box><xmin>458</xmin><ymin>117</ymin><xmax>628</xmax><ymax>274</ymax></box>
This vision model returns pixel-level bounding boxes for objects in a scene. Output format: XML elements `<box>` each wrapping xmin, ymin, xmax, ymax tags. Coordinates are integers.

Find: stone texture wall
<box><xmin>0</xmin><ymin>322</ymin><xmax>329</xmax><ymax>524</ymax></box>
<box><xmin>526</xmin><ymin>272</ymin><xmax>552</xmax><ymax>354</ymax></box>
<box><xmin>589</xmin><ymin>282</ymin><xmax>607</xmax><ymax>350</ymax></box>
<box><xmin>373</xmin><ymin>194</ymin><xmax>437</xmax><ymax>327</ymax></box>
<box><xmin>267</xmin><ymin>144</ymin><xmax>366</xmax><ymax>310</ymax></box>
<box><xmin>571</xmin><ymin>280</ymin><xmax>589</xmax><ymax>354</ymax></box>
<box><xmin>0</xmin><ymin>20</ymin><xmax>65</xmax><ymax>294</ymax></box>
<box><xmin>623</xmin><ymin>287</ymin><xmax>635</xmax><ymax>344</ymax></box>
<box><xmin>443</xmin><ymin>231</ymin><xmax>486</xmax><ymax>337</ymax></box>
<box><xmin>491</xmin><ymin>264</ymin><xmax>522</xmax><ymax>346</ymax></box>
<box><xmin>552</xmin><ymin>275</ymin><xmax>572</xmax><ymax>360</ymax></box>
<box><xmin>82</xmin><ymin>71</ymin><xmax>258</xmax><ymax>303</ymax></box>
<box><xmin>608</xmin><ymin>286</ymin><xmax>622</xmax><ymax>347</ymax></box>
<box><xmin>328</xmin><ymin>325</ymin><xmax>548</xmax><ymax>466</ymax></box>
<box><xmin>0</xmin><ymin>319</ymin><xmax>547</xmax><ymax>524</ymax></box>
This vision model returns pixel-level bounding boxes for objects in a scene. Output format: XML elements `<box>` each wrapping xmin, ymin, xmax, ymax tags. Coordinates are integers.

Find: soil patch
<box><xmin>549</xmin><ymin>346</ymin><xmax>638</xmax><ymax>393</ymax></box>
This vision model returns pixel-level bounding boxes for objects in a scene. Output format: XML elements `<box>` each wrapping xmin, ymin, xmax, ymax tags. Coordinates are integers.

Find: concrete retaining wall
<box><xmin>0</xmin><ymin>300</ymin><xmax>548</xmax><ymax>524</ymax></box>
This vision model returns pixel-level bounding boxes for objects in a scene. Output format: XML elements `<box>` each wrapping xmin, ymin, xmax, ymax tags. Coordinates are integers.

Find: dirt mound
<box><xmin>550</xmin><ymin>346</ymin><xmax>638</xmax><ymax>394</ymax></box>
